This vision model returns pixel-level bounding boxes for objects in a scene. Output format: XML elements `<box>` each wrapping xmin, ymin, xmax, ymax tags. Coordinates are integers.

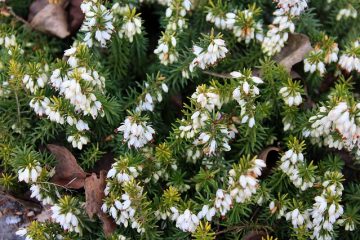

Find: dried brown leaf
<box><xmin>35</xmin><ymin>206</ymin><xmax>52</xmax><ymax>222</ymax></box>
<box><xmin>274</xmin><ymin>33</ymin><xmax>313</xmax><ymax>72</ymax></box>
<box><xmin>84</xmin><ymin>171</ymin><xmax>116</xmax><ymax>236</ymax></box>
<box><xmin>30</xmin><ymin>2</ymin><xmax>70</xmax><ymax>38</ymax></box>
<box><xmin>47</xmin><ymin>144</ymin><xmax>86</xmax><ymax>189</ymax></box>
<box><xmin>258</xmin><ymin>147</ymin><xmax>280</xmax><ymax>162</ymax></box>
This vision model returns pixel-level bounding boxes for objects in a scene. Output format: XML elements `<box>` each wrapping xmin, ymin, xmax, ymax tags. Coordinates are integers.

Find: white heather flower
<box><xmin>154</xmin><ymin>33</ymin><xmax>178</xmax><ymax>65</ymax></box>
<box><xmin>51</xmin><ymin>205</ymin><xmax>81</xmax><ymax>233</ymax></box>
<box><xmin>310</xmin><ymin>172</ymin><xmax>344</xmax><ymax>240</ymax></box>
<box><xmin>30</xmin><ymin>184</ymin><xmax>54</xmax><ymax>205</ymax></box>
<box><xmin>197</xmin><ymin>205</ymin><xmax>216</xmax><ymax>221</ymax></box>
<box><xmin>16</xmin><ymin>228</ymin><xmax>31</xmax><ymax>240</ymax></box>
<box><xmin>18</xmin><ymin>165</ymin><xmax>42</xmax><ymax>183</ymax></box>
<box><xmin>191</xmin><ymin>85</ymin><xmax>222</xmax><ymax>111</ymax></box>
<box><xmin>67</xmin><ymin>134</ymin><xmax>89</xmax><ymax>150</ymax></box>
<box><xmin>81</xmin><ymin>0</ymin><xmax>114</xmax><ymax>47</ymax></box>
<box><xmin>285</xmin><ymin>208</ymin><xmax>306</xmax><ymax>228</ymax></box>
<box><xmin>118</xmin><ymin>7</ymin><xmax>142</xmax><ymax>43</ymax></box>
<box><xmin>174</xmin><ymin>209</ymin><xmax>199</xmax><ymax>232</ymax></box>
<box><xmin>336</xmin><ymin>6</ymin><xmax>358</xmax><ymax>21</ymax></box>
<box><xmin>231</xmin><ymin>71</ymin><xmax>263</xmax><ymax>128</ymax></box>
<box><xmin>165</xmin><ymin>0</ymin><xmax>191</xmax><ymax>31</ymax></box>
<box><xmin>229</xmin><ymin>8</ymin><xmax>264</xmax><ymax>44</ymax></box>
<box><xmin>339</xmin><ymin>40</ymin><xmax>360</xmax><ymax>73</ymax></box>
<box><xmin>214</xmin><ymin>189</ymin><xmax>232</xmax><ymax>216</ymax></box>
<box><xmin>30</xmin><ymin>97</ymin><xmax>50</xmax><ymax>117</ymax></box>
<box><xmin>262</xmin><ymin>0</ymin><xmax>307</xmax><ymax>56</ymax></box>
<box><xmin>189</xmin><ymin>38</ymin><xmax>228</xmax><ymax>72</ymax></box>
<box><xmin>279</xmin><ymin>86</ymin><xmax>302</xmax><ymax>106</ymax></box>
<box><xmin>117</xmin><ymin>116</ymin><xmax>155</xmax><ymax>149</ymax></box>
<box><xmin>0</xmin><ymin>34</ymin><xmax>17</xmax><ymax>48</ymax></box>
<box><xmin>206</xmin><ymin>9</ymin><xmax>232</xmax><ymax>30</ymax></box>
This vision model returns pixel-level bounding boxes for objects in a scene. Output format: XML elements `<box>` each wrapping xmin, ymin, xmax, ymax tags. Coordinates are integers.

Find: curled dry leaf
<box><xmin>47</xmin><ymin>144</ymin><xmax>86</xmax><ymax>189</ymax></box>
<box><xmin>84</xmin><ymin>171</ymin><xmax>116</xmax><ymax>236</ymax></box>
<box><xmin>274</xmin><ymin>33</ymin><xmax>313</xmax><ymax>72</ymax></box>
<box><xmin>258</xmin><ymin>146</ymin><xmax>280</xmax><ymax>178</ymax></box>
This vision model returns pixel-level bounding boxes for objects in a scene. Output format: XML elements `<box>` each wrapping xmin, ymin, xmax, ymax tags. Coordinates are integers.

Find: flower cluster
<box><xmin>18</xmin><ymin>163</ymin><xmax>42</xmax><ymax>184</ymax></box>
<box><xmin>231</xmin><ymin>70</ymin><xmax>263</xmax><ymax>128</ymax></box>
<box><xmin>307</xmin><ymin>100</ymin><xmax>360</xmax><ymax>156</ymax></box>
<box><xmin>117</xmin><ymin>114</ymin><xmax>155</xmax><ymax>149</ymax></box>
<box><xmin>304</xmin><ymin>35</ymin><xmax>339</xmax><ymax>75</ymax></box>
<box><xmin>154</xmin><ymin>0</ymin><xmax>191</xmax><ymax>67</ymax></box>
<box><xmin>262</xmin><ymin>0</ymin><xmax>308</xmax><ymax>56</ymax></box>
<box><xmin>206</xmin><ymin>1</ymin><xmax>232</xmax><ymax>30</ymax></box>
<box><xmin>171</xmin><ymin>208</ymin><xmax>200</xmax><ymax>232</ymax></box>
<box><xmin>165</xmin><ymin>0</ymin><xmax>191</xmax><ymax>31</ymax></box>
<box><xmin>51</xmin><ymin>196</ymin><xmax>83</xmax><ymax>234</ymax></box>
<box><xmin>30</xmin><ymin>184</ymin><xmax>54</xmax><ymax>205</ymax></box>
<box><xmin>103</xmin><ymin>157</ymin><xmax>146</xmax><ymax>233</ymax></box>
<box><xmin>336</xmin><ymin>5</ymin><xmax>358</xmax><ymax>21</ymax></box>
<box><xmin>279</xmin><ymin>138</ymin><xmax>315</xmax><ymax>191</ymax></box>
<box><xmin>285</xmin><ymin>208</ymin><xmax>310</xmax><ymax>229</ymax></box>
<box><xmin>154</xmin><ymin>32</ymin><xmax>178</xmax><ymax>65</ymax></box>
<box><xmin>80</xmin><ymin>0</ymin><xmax>114</xmax><ymax>47</ymax></box>
<box><xmin>227</xmin><ymin>5</ymin><xmax>264</xmax><ymax>44</ymax></box>
<box><xmin>310</xmin><ymin>171</ymin><xmax>344</xmax><ymax>240</ymax></box>
<box><xmin>117</xmin><ymin>7</ymin><xmax>142</xmax><ymax>43</ymax></box>
<box><xmin>22</xmin><ymin>64</ymin><xmax>49</xmax><ymax>94</ymax></box>
<box><xmin>135</xmin><ymin>75</ymin><xmax>169</xmax><ymax>112</ymax></box>
<box><xmin>189</xmin><ymin>33</ymin><xmax>228</xmax><ymax>72</ymax></box>
<box><xmin>28</xmin><ymin>43</ymin><xmax>106</xmax><ymax>149</ymax></box>
<box><xmin>0</xmin><ymin>34</ymin><xmax>16</xmax><ymax>48</ymax></box>
<box><xmin>279</xmin><ymin>79</ymin><xmax>303</xmax><ymax>107</ymax></box>
<box><xmin>339</xmin><ymin>39</ymin><xmax>360</xmax><ymax>73</ymax></box>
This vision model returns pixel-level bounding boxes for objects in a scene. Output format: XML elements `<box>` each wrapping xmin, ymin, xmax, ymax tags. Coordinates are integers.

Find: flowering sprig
<box><xmin>279</xmin><ymin>137</ymin><xmax>316</xmax><ymax>191</ymax></box>
<box><xmin>28</xmin><ymin>43</ymin><xmax>106</xmax><ymax>149</ymax></box>
<box><xmin>279</xmin><ymin>78</ymin><xmax>303</xmax><ymax>107</ymax></box>
<box><xmin>339</xmin><ymin>39</ymin><xmax>360</xmax><ymax>73</ymax></box>
<box><xmin>135</xmin><ymin>73</ymin><xmax>169</xmax><ymax>112</ymax></box>
<box><xmin>262</xmin><ymin>0</ymin><xmax>308</xmax><ymax>56</ymax></box>
<box><xmin>231</xmin><ymin>70</ymin><xmax>263</xmax><ymax>128</ymax></box>
<box><xmin>154</xmin><ymin>32</ymin><xmax>178</xmax><ymax>66</ymax></box>
<box><xmin>206</xmin><ymin>0</ymin><xmax>232</xmax><ymax>30</ymax></box>
<box><xmin>51</xmin><ymin>195</ymin><xmax>85</xmax><ymax>234</ymax></box>
<box><xmin>165</xmin><ymin>0</ymin><xmax>191</xmax><ymax>31</ymax></box>
<box><xmin>80</xmin><ymin>0</ymin><xmax>114</xmax><ymax>47</ymax></box>
<box><xmin>168</xmin><ymin>155</ymin><xmax>266</xmax><ymax>233</ymax></box>
<box><xmin>336</xmin><ymin>4</ymin><xmax>358</xmax><ymax>21</ymax></box>
<box><xmin>103</xmin><ymin>158</ymin><xmax>147</xmax><ymax>234</ymax></box>
<box><xmin>310</xmin><ymin>171</ymin><xmax>344</xmax><ymax>239</ymax></box>
<box><xmin>189</xmin><ymin>31</ymin><xmax>228</xmax><ymax>72</ymax></box>
<box><xmin>227</xmin><ymin>4</ymin><xmax>264</xmax><ymax>44</ymax></box>
<box><xmin>304</xmin><ymin>35</ymin><xmax>339</xmax><ymax>76</ymax></box>
<box><xmin>117</xmin><ymin>113</ymin><xmax>155</xmax><ymax>149</ymax></box>
<box><xmin>22</xmin><ymin>63</ymin><xmax>49</xmax><ymax>94</ymax></box>
<box><xmin>117</xmin><ymin>6</ymin><xmax>142</xmax><ymax>43</ymax></box>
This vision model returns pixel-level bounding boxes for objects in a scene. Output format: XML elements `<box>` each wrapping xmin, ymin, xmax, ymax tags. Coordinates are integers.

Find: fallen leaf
<box><xmin>28</xmin><ymin>0</ymin><xmax>48</xmax><ymax>22</ymax></box>
<box><xmin>47</xmin><ymin>144</ymin><xmax>86</xmax><ymax>189</ymax></box>
<box><xmin>84</xmin><ymin>171</ymin><xmax>116</xmax><ymax>236</ymax></box>
<box><xmin>274</xmin><ymin>33</ymin><xmax>313</xmax><ymax>72</ymax></box>
<box><xmin>258</xmin><ymin>146</ymin><xmax>280</xmax><ymax>162</ymax></box>
<box><xmin>258</xmin><ymin>146</ymin><xmax>280</xmax><ymax>178</ymax></box>
<box><xmin>30</xmin><ymin>2</ymin><xmax>70</xmax><ymax>38</ymax></box>
<box><xmin>84</xmin><ymin>172</ymin><xmax>106</xmax><ymax>218</ymax></box>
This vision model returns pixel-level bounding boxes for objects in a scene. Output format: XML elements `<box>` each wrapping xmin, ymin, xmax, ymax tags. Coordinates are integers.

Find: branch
<box><xmin>8</xmin><ymin>7</ymin><xmax>31</xmax><ymax>27</ymax></box>
<box><xmin>202</xmin><ymin>70</ymin><xmax>232</xmax><ymax>79</ymax></box>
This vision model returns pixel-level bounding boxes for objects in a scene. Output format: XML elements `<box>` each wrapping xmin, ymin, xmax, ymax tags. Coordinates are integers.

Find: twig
<box><xmin>203</xmin><ymin>70</ymin><xmax>232</xmax><ymax>79</ymax></box>
<box><xmin>8</xmin><ymin>7</ymin><xmax>31</xmax><ymax>26</ymax></box>
<box><xmin>14</xmin><ymin>91</ymin><xmax>21</xmax><ymax>124</ymax></box>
